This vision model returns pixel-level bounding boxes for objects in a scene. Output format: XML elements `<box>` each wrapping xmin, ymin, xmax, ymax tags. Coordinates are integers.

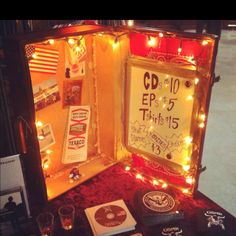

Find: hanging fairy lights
<box><xmin>147</xmin><ymin>36</ymin><xmax>157</xmax><ymax>47</ymax></box>
<box><xmin>123</xmin><ymin>164</ymin><xmax>192</xmax><ymax>195</ymax></box>
<box><xmin>113</xmin><ymin>36</ymin><xmax>119</xmax><ymax>50</ymax></box>
<box><xmin>48</xmin><ymin>39</ymin><xmax>55</xmax><ymax>45</ymax></box>
<box><xmin>127</xmin><ymin>20</ymin><xmax>134</xmax><ymax>27</ymax></box>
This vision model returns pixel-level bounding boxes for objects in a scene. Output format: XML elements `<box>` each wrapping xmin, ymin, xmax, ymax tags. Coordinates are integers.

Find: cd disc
<box><xmin>95</xmin><ymin>205</ymin><xmax>127</xmax><ymax>227</ymax></box>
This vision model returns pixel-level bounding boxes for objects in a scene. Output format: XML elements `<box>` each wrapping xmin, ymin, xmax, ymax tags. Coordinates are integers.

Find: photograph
<box><xmin>62</xmin><ymin>80</ymin><xmax>83</xmax><ymax>108</ymax></box>
<box><xmin>33</xmin><ymin>78</ymin><xmax>60</xmax><ymax>111</ymax></box>
<box><xmin>0</xmin><ymin>187</ymin><xmax>27</xmax><ymax>229</ymax></box>
<box><xmin>37</xmin><ymin>123</ymin><xmax>56</xmax><ymax>151</ymax></box>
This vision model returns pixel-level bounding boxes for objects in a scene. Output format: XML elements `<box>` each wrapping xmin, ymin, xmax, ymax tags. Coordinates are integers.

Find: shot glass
<box><xmin>58</xmin><ymin>204</ymin><xmax>75</xmax><ymax>230</ymax></box>
<box><xmin>36</xmin><ymin>212</ymin><xmax>54</xmax><ymax>236</ymax></box>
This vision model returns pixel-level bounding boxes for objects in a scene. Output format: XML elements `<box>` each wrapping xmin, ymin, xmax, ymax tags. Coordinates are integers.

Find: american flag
<box><xmin>25</xmin><ymin>45</ymin><xmax>59</xmax><ymax>74</ymax></box>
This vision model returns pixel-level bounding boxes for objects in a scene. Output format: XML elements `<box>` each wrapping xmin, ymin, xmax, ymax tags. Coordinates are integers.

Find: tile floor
<box><xmin>199</xmin><ymin>30</ymin><xmax>236</xmax><ymax>217</ymax></box>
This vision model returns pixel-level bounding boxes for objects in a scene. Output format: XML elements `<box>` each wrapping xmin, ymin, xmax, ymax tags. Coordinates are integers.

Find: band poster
<box><xmin>62</xmin><ymin>106</ymin><xmax>90</xmax><ymax>164</ymax></box>
<box><xmin>126</xmin><ymin>63</ymin><xmax>195</xmax><ymax>166</ymax></box>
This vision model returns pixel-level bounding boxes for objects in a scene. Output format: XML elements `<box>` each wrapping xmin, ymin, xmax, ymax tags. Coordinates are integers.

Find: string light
<box><xmin>185</xmin><ymin>136</ymin><xmax>193</xmax><ymax>145</ymax></box>
<box><xmin>183</xmin><ymin>165</ymin><xmax>190</xmax><ymax>171</ymax></box>
<box><xmin>42</xmin><ymin>158</ymin><xmax>50</xmax><ymax>170</ymax></box>
<box><xmin>199</xmin><ymin>114</ymin><xmax>206</xmax><ymax>121</ymax></box>
<box><xmin>194</xmin><ymin>78</ymin><xmax>199</xmax><ymax>85</ymax></box>
<box><xmin>36</xmin><ymin>121</ymin><xmax>43</xmax><ymax>127</ymax></box>
<box><xmin>46</xmin><ymin>149</ymin><xmax>52</xmax><ymax>154</ymax></box>
<box><xmin>162</xmin><ymin>183</ymin><xmax>168</xmax><ymax>188</ymax></box>
<box><xmin>127</xmin><ymin>20</ymin><xmax>134</xmax><ymax>27</ymax></box>
<box><xmin>113</xmin><ymin>37</ymin><xmax>119</xmax><ymax>50</ymax></box>
<box><xmin>75</xmin><ymin>46</ymin><xmax>81</xmax><ymax>52</ymax></box>
<box><xmin>185</xmin><ymin>156</ymin><xmax>191</xmax><ymax>162</ymax></box>
<box><xmin>32</xmin><ymin>53</ymin><xmax>37</xmax><ymax>59</ymax></box>
<box><xmin>186</xmin><ymin>95</ymin><xmax>193</xmax><ymax>101</ymax></box>
<box><xmin>38</xmin><ymin>135</ymin><xmax>45</xmax><ymax>140</ymax></box>
<box><xmin>182</xmin><ymin>188</ymin><xmax>189</xmax><ymax>194</ymax></box>
<box><xmin>152</xmin><ymin>179</ymin><xmax>159</xmax><ymax>185</ymax></box>
<box><xmin>125</xmin><ymin>166</ymin><xmax>131</xmax><ymax>171</ymax></box>
<box><xmin>68</xmin><ymin>38</ymin><xmax>75</xmax><ymax>45</ymax></box>
<box><xmin>199</xmin><ymin>122</ymin><xmax>205</xmax><ymax>128</ymax></box>
<box><xmin>48</xmin><ymin>39</ymin><xmax>55</xmax><ymax>45</ymax></box>
<box><xmin>186</xmin><ymin>176</ymin><xmax>194</xmax><ymax>184</ymax></box>
<box><xmin>202</xmin><ymin>40</ymin><xmax>208</xmax><ymax>46</ymax></box>
<box><xmin>159</xmin><ymin>32</ymin><xmax>164</xmax><ymax>37</ymax></box>
<box><xmin>136</xmin><ymin>173</ymin><xmax>143</xmax><ymax>180</ymax></box>
<box><xmin>147</xmin><ymin>36</ymin><xmax>157</xmax><ymax>47</ymax></box>
<box><xmin>178</xmin><ymin>40</ymin><xmax>182</xmax><ymax>54</ymax></box>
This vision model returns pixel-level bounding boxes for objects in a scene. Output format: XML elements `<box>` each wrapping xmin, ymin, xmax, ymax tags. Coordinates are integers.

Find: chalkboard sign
<box><xmin>125</xmin><ymin>57</ymin><xmax>199</xmax><ymax>169</ymax></box>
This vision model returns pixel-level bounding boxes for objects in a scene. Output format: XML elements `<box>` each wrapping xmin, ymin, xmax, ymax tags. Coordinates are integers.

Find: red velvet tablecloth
<box><xmin>32</xmin><ymin>163</ymin><xmax>236</xmax><ymax>235</ymax></box>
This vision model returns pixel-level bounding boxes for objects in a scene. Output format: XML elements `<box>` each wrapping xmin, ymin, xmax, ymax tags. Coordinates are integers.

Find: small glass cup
<box><xmin>58</xmin><ymin>204</ymin><xmax>75</xmax><ymax>230</ymax></box>
<box><xmin>36</xmin><ymin>212</ymin><xmax>54</xmax><ymax>236</ymax></box>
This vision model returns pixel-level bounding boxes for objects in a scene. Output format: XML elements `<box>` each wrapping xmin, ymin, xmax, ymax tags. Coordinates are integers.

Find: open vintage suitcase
<box><xmin>4</xmin><ymin>22</ymin><xmax>218</xmax><ymax>212</ymax></box>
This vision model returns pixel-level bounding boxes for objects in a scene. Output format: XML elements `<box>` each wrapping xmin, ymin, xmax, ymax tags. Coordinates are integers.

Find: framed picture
<box><xmin>37</xmin><ymin>123</ymin><xmax>56</xmax><ymax>151</ymax></box>
<box><xmin>33</xmin><ymin>78</ymin><xmax>60</xmax><ymax>111</ymax></box>
<box><xmin>0</xmin><ymin>186</ymin><xmax>27</xmax><ymax>225</ymax></box>
<box><xmin>62</xmin><ymin>79</ymin><xmax>83</xmax><ymax>108</ymax></box>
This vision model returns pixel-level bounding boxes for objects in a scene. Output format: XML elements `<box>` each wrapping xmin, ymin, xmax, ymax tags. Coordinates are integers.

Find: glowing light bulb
<box><xmin>46</xmin><ymin>149</ymin><xmax>52</xmax><ymax>154</ymax></box>
<box><xmin>159</xmin><ymin>32</ymin><xmax>164</xmax><ymax>37</ymax></box>
<box><xmin>185</xmin><ymin>136</ymin><xmax>193</xmax><ymax>145</ymax></box>
<box><xmin>185</xmin><ymin>156</ymin><xmax>191</xmax><ymax>162</ymax></box>
<box><xmin>199</xmin><ymin>122</ymin><xmax>205</xmax><ymax>128</ymax></box>
<box><xmin>182</xmin><ymin>188</ymin><xmax>189</xmax><ymax>194</ymax></box>
<box><xmin>48</xmin><ymin>39</ymin><xmax>54</xmax><ymax>45</ymax></box>
<box><xmin>186</xmin><ymin>176</ymin><xmax>194</xmax><ymax>184</ymax></box>
<box><xmin>199</xmin><ymin>114</ymin><xmax>206</xmax><ymax>121</ymax></box>
<box><xmin>125</xmin><ymin>166</ymin><xmax>131</xmax><ymax>171</ymax></box>
<box><xmin>147</xmin><ymin>36</ymin><xmax>157</xmax><ymax>47</ymax></box>
<box><xmin>183</xmin><ymin>165</ymin><xmax>190</xmax><ymax>171</ymax></box>
<box><xmin>202</xmin><ymin>40</ymin><xmax>208</xmax><ymax>46</ymax></box>
<box><xmin>152</xmin><ymin>179</ymin><xmax>159</xmax><ymax>185</ymax></box>
<box><xmin>43</xmin><ymin>163</ymin><xmax>49</xmax><ymax>169</ymax></box>
<box><xmin>186</xmin><ymin>95</ymin><xmax>193</xmax><ymax>101</ymax></box>
<box><xmin>194</xmin><ymin>78</ymin><xmax>199</xmax><ymax>84</ymax></box>
<box><xmin>68</xmin><ymin>38</ymin><xmax>75</xmax><ymax>45</ymax></box>
<box><xmin>178</xmin><ymin>47</ymin><xmax>182</xmax><ymax>53</ymax></box>
<box><xmin>136</xmin><ymin>173</ymin><xmax>143</xmax><ymax>180</ymax></box>
<box><xmin>42</xmin><ymin>159</ymin><xmax>50</xmax><ymax>170</ymax></box>
<box><xmin>36</xmin><ymin>121</ymin><xmax>43</xmax><ymax>127</ymax></box>
<box><xmin>32</xmin><ymin>53</ymin><xmax>37</xmax><ymax>59</ymax></box>
<box><xmin>75</xmin><ymin>46</ymin><xmax>81</xmax><ymax>52</ymax></box>
<box><xmin>113</xmin><ymin>38</ymin><xmax>119</xmax><ymax>49</ymax></box>
<box><xmin>127</xmin><ymin>20</ymin><xmax>134</xmax><ymax>27</ymax></box>
<box><xmin>98</xmin><ymin>33</ymin><xmax>103</xmax><ymax>36</ymax></box>
<box><xmin>162</xmin><ymin>183</ymin><xmax>168</xmax><ymax>188</ymax></box>
<box><xmin>38</xmin><ymin>135</ymin><xmax>45</xmax><ymax>140</ymax></box>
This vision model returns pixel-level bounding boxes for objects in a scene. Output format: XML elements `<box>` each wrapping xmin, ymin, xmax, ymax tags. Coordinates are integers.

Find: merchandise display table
<box><xmin>30</xmin><ymin>163</ymin><xmax>235</xmax><ymax>235</ymax></box>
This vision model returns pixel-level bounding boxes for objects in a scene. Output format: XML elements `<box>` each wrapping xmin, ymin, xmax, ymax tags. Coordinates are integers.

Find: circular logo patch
<box><xmin>143</xmin><ymin>191</ymin><xmax>175</xmax><ymax>213</ymax></box>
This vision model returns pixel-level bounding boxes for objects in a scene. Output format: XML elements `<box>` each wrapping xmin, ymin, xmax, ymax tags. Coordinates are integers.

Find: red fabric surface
<box><xmin>129</xmin><ymin>33</ymin><xmax>211</xmax><ymax>67</ymax></box>
<box><xmin>33</xmin><ymin>164</ymin><xmax>235</xmax><ymax>235</ymax></box>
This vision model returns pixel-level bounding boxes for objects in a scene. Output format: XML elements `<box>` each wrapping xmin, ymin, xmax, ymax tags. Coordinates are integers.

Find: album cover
<box><xmin>85</xmin><ymin>199</ymin><xmax>137</xmax><ymax>236</ymax></box>
<box><xmin>134</xmin><ymin>189</ymin><xmax>184</xmax><ymax>226</ymax></box>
